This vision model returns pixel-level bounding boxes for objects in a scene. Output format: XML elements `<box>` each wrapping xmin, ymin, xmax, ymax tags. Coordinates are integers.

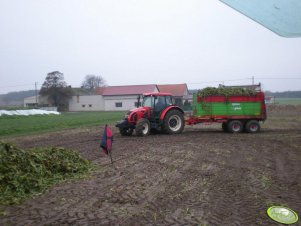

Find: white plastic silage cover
<box><xmin>0</xmin><ymin>109</ymin><xmax>60</xmax><ymax>116</ymax></box>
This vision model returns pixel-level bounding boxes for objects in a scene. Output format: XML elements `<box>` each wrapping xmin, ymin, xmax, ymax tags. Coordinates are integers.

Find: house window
<box><xmin>115</xmin><ymin>102</ymin><xmax>122</xmax><ymax>107</ymax></box>
<box><xmin>82</xmin><ymin>104</ymin><xmax>85</xmax><ymax>108</ymax></box>
<box><xmin>89</xmin><ymin>104</ymin><xmax>92</xmax><ymax>107</ymax></box>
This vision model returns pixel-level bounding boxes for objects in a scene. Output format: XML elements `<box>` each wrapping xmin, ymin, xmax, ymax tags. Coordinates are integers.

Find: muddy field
<box><xmin>1</xmin><ymin>106</ymin><xmax>301</xmax><ymax>226</ymax></box>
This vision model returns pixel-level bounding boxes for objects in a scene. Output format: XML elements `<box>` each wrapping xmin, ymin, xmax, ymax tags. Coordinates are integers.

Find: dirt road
<box><xmin>1</xmin><ymin>108</ymin><xmax>301</xmax><ymax>226</ymax></box>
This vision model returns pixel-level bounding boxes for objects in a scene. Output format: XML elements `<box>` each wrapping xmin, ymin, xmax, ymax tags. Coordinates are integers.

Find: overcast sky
<box><xmin>0</xmin><ymin>0</ymin><xmax>301</xmax><ymax>94</ymax></box>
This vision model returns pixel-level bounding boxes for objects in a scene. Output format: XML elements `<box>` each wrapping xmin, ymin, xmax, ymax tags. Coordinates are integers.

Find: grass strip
<box><xmin>0</xmin><ymin>111</ymin><xmax>124</xmax><ymax>137</ymax></box>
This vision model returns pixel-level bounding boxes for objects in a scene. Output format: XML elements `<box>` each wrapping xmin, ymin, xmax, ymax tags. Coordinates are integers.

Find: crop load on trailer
<box><xmin>187</xmin><ymin>87</ymin><xmax>267</xmax><ymax>133</ymax></box>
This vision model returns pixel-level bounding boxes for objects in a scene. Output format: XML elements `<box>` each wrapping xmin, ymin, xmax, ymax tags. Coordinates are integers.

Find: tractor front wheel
<box><xmin>162</xmin><ymin>110</ymin><xmax>184</xmax><ymax>134</ymax></box>
<box><xmin>136</xmin><ymin>118</ymin><xmax>151</xmax><ymax>136</ymax></box>
<box><xmin>119</xmin><ymin>128</ymin><xmax>133</xmax><ymax>136</ymax></box>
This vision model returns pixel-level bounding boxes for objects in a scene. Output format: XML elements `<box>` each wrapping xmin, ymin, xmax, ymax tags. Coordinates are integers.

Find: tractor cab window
<box><xmin>166</xmin><ymin>96</ymin><xmax>173</xmax><ymax>106</ymax></box>
<box><xmin>154</xmin><ymin>96</ymin><xmax>166</xmax><ymax>112</ymax></box>
<box><xmin>142</xmin><ymin>96</ymin><xmax>154</xmax><ymax>108</ymax></box>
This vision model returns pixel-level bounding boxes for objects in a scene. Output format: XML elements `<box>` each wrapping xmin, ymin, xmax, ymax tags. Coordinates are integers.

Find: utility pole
<box><xmin>35</xmin><ymin>82</ymin><xmax>38</xmax><ymax>107</ymax></box>
<box><xmin>252</xmin><ymin>76</ymin><xmax>254</xmax><ymax>85</ymax></box>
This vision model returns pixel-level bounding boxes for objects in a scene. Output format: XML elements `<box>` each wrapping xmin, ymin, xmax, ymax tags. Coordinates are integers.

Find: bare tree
<box><xmin>81</xmin><ymin>75</ymin><xmax>106</xmax><ymax>90</ymax></box>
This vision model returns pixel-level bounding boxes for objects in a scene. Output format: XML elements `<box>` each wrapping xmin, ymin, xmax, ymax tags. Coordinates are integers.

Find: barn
<box><xmin>97</xmin><ymin>84</ymin><xmax>159</xmax><ymax>111</ymax></box>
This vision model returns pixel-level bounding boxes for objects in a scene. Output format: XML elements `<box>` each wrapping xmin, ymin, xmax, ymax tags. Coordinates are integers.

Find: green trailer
<box><xmin>186</xmin><ymin>92</ymin><xmax>267</xmax><ymax>133</ymax></box>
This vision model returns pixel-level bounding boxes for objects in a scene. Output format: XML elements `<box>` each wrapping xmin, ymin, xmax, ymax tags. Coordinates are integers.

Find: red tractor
<box><xmin>116</xmin><ymin>92</ymin><xmax>185</xmax><ymax>136</ymax></box>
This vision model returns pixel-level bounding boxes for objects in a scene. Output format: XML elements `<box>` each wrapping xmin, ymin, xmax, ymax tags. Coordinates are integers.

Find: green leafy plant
<box><xmin>197</xmin><ymin>87</ymin><xmax>256</xmax><ymax>98</ymax></box>
<box><xmin>0</xmin><ymin>141</ymin><xmax>95</xmax><ymax>205</ymax></box>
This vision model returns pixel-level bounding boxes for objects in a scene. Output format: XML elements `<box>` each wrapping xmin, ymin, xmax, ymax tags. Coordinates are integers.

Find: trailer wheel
<box><xmin>162</xmin><ymin>110</ymin><xmax>184</xmax><ymax>134</ymax></box>
<box><xmin>227</xmin><ymin>120</ymin><xmax>243</xmax><ymax>133</ymax></box>
<box><xmin>119</xmin><ymin>128</ymin><xmax>133</xmax><ymax>136</ymax></box>
<box><xmin>245</xmin><ymin>120</ymin><xmax>260</xmax><ymax>133</ymax></box>
<box><xmin>222</xmin><ymin>122</ymin><xmax>228</xmax><ymax>132</ymax></box>
<box><xmin>136</xmin><ymin>118</ymin><xmax>151</xmax><ymax>136</ymax></box>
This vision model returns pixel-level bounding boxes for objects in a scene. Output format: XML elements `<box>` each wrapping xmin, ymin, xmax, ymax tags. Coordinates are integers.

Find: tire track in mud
<box><xmin>119</xmin><ymin>141</ymin><xmax>219</xmax><ymax>226</ymax></box>
<box><xmin>205</xmin><ymin>134</ymin><xmax>301</xmax><ymax>226</ymax></box>
<box><xmin>121</xmin><ymin>169</ymin><xmax>210</xmax><ymax>225</ymax></box>
<box><xmin>206</xmin><ymin>167</ymin><xmax>264</xmax><ymax>226</ymax></box>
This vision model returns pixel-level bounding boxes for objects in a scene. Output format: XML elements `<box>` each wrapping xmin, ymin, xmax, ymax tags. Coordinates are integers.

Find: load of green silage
<box><xmin>197</xmin><ymin>87</ymin><xmax>257</xmax><ymax>98</ymax></box>
<box><xmin>0</xmin><ymin>141</ymin><xmax>95</xmax><ymax>205</ymax></box>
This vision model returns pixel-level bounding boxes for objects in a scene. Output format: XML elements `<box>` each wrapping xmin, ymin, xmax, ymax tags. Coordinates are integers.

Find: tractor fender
<box><xmin>160</xmin><ymin>106</ymin><xmax>184</xmax><ymax>121</ymax></box>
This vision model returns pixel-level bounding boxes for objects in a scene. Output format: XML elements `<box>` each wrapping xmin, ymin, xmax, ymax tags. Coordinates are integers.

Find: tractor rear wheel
<box><xmin>136</xmin><ymin>118</ymin><xmax>151</xmax><ymax>136</ymax></box>
<box><xmin>162</xmin><ymin>110</ymin><xmax>184</xmax><ymax>134</ymax></box>
<box><xmin>245</xmin><ymin>120</ymin><xmax>260</xmax><ymax>133</ymax></box>
<box><xmin>119</xmin><ymin>128</ymin><xmax>133</xmax><ymax>136</ymax></box>
<box><xmin>227</xmin><ymin>120</ymin><xmax>243</xmax><ymax>133</ymax></box>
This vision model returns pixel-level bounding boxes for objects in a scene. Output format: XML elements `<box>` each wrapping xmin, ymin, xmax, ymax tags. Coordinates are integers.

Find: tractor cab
<box><xmin>141</xmin><ymin>92</ymin><xmax>174</xmax><ymax>118</ymax></box>
<box><xmin>116</xmin><ymin>92</ymin><xmax>185</xmax><ymax>136</ymax></box>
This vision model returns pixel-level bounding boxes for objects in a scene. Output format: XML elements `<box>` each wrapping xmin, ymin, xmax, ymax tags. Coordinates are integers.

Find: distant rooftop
<box><xmin>157</xmin><ymin>84</ymin><xmax>189</xmax><ymax>97</ymax></box>
<box><xmin>96</xmin><ymin>84</ymin><xmax>158</xmax><ymax>96</ymax></box>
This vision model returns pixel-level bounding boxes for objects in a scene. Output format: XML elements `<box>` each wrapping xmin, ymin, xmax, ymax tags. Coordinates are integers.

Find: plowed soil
<box><xmin>1</xmin><ymin>107</ymin><xmax>301</xmax><ymax>226</ymax></box>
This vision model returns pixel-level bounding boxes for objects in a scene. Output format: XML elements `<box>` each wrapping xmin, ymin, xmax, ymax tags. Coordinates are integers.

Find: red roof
<box><xmin>95</xmin><ymin>87</ymin><xmax>106</xmax><ymax>95</ymax></box>
<box><xmin>97</xmin><ymin>84</ymin><xmax>158</xmax><ymax>96</ymax></box>
<box><xmin>157</xmin><ymin>84</ymin><xmax>188</xmax><ymax>97</ymax></box>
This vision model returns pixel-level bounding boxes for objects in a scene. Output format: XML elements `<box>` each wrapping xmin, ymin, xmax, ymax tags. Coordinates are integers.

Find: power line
<box><xmin>188</xmin><ymin>78</ymin><xmax>250</xmax><ymax>85</ymax></box>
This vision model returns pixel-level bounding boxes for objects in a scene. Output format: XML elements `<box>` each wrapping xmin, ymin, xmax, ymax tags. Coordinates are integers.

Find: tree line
<box><xmin>38</xmin><ymin>71</ymin><xmax>106</xmax><ymax>111</ymax></box>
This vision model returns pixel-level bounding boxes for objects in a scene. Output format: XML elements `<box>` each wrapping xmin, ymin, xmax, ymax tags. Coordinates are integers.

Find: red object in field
<box><xmin>100</xmin><ymin>125</ymin><xmax>113</xmax><ymax>155</ymax></box>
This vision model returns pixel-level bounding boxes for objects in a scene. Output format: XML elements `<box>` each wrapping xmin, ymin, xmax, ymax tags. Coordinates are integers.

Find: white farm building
<box><xmin>24</xmin><ymin>84</ymin><xmax>190</xmax><ymax>111</ymax></box>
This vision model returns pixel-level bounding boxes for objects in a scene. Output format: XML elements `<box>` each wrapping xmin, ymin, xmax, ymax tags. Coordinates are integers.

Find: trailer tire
<box><xmin>136</xmin><ymin>118</ymin><xmax>151</xmax><ymax>136</ymax></box>
<box><xmin>162</xmin><ymin>110</ymin><xmax>184</xmax><ymax>134</ymax></box>
<box><xmin>227</xmin><ymin>120</ymin><xmax>243</xmax><ymax>133</ymax></box>
<box><xmin>222</xmin><ymin>122</ymin><xmax>228</xmax><ymax>132</ymax></box>
<box><xmin>119</xmin><ymin>128</ymin><xmax>133</xmax><ymax>136</ymax></box>
<box><xmin>245</xmin><ymin>120</ymin><xmax>260</xmax><ymax>133</ymax></box>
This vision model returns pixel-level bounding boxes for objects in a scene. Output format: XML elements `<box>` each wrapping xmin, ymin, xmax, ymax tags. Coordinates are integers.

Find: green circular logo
<box><xmin>267</xmin><ymin>206</ymin><xmax>298</xmax><ymax>224</ymax></box>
